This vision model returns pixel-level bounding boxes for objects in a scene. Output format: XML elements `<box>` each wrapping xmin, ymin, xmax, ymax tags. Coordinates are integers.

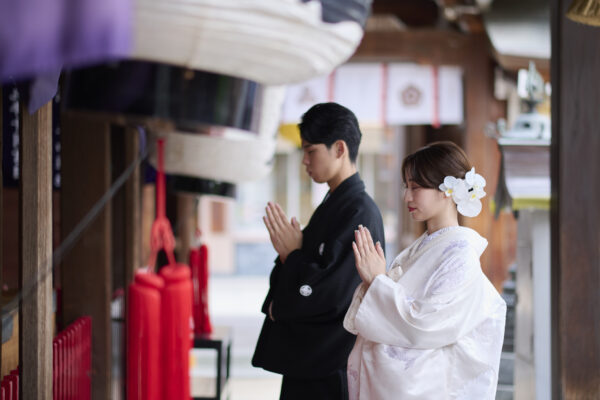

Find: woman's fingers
<box><xmin>376</xmin><ymin>241</ymin><xmax>385</xmax><ymax>260</ymax></box>
<box><xmin>352</xmin><ymin>241</ymin><xmax>361</xmax><ymax>263</ymax></box>
<box><xmin>360</xmin><ymin>227</ymin><xmax>373</xmax><ymax>253</ymax></box>
<box><xmin>363</xmin><ymin>228</ymin><xmax>375</xmax><ymax>252</ymax></box>
<box><xmin>355</xmin><ymin>228</ymin><xmax>364</xmax><ymax>254</ymax></box>
<box><xmin>358</xmin><ymin>226</ymin><xmax>375</xmax><ymax>254</ymax></box>
<box><xmin>357</xmin><ymin>225</ymin><xmax>385</xmax><ymax>265</ymax></box>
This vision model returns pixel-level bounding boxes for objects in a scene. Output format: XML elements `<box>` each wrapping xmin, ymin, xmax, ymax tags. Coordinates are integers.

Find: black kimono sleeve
<box><xmin>268</xmin><ymin>207</ymin><xmax>385</xmax><ymax>323</ymax></box>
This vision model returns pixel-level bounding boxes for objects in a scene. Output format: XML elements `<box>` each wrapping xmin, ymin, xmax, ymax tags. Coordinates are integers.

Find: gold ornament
<box><xmin>566</xmin><ymin>0</ymin><xmax>600</xmax><ymax>27</ymax></box>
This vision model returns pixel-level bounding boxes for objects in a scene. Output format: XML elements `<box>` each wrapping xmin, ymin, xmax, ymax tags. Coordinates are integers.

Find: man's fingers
<box><xmin>272</xmin><ymin>203</ymin><xmax>289</xmax><ymax>228</ymax></box>
<box><xmin>263</xmin><ymin>216</ymin><xmax>275</xmax><ymax>236</ymax></box>
<box><xmin>265</xmin><ymin>204</ymin><xmax>282</xmax><ymax>231</ymax></box>
<box><xmin>274</xmin><ymin>202</ymin><xmax>287</xmax><ymax>217</ymax></box>
<box><xmin>291</xmin><ymin>216</ymin><xmax>301</xmax><ymax>231</ymax></box>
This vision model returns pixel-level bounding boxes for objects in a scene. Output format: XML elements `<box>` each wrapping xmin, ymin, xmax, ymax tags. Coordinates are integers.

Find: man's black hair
<box><xmin>299</xmin><ymin>102</ymin><xmax>362</xmax><ymax>163</ymax></box>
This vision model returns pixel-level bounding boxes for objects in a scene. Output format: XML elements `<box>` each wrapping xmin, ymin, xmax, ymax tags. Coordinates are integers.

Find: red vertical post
<box><xmin>52</xmin><ymin>341</ymin><xmax>57</xmax><ymax>400</ymax></box>
<box><xmin>56</xmin><ymin>335</ymin><xmax>64</xmax><ymax>400</ymax></box>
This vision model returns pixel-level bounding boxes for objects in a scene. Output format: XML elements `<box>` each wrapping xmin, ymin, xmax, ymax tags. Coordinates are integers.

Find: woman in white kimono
<box><xmin>344</xmin><ymin>141</ymin><xmax>506</xmax><ymax>399</ymax></box>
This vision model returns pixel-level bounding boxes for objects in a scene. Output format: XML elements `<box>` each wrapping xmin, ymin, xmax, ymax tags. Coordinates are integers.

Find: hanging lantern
<box><xmin>62</xmin><ymin>60</ymin><xmax>285</xmax><ymax>183</ymax></box>
<box><xmin>171</xmin><ymin>176</ymin><xmax>236</xmax><ymax>198</ymax></box>
<box><xmin>131</xmin><ymin>0</ymin><xmax>370</xmax><ymax>85</ymax></box>
<box><xmin>566</xmin><ymin>0</ymin><xmax>600</xmax><ymax>26</ymax></box>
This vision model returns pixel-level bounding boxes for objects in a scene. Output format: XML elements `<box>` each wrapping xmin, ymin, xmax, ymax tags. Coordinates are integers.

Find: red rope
<box><xmin>148</xmin><ymin>138</ymin><xmax>176</xmax><ymax>269</ymax></box>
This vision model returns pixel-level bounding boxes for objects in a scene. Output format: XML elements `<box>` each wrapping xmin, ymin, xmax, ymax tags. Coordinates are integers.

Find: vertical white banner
<box><xmin>438</xmin><ymin>66</ymin><xmax>464</xmax><ymax>125</ymax></box>
<box><xmin>333</xmin><ymin>63</ymin><xmax>384</xmax><ymax>125</ymax></box>
<box><xmin>281</xmin><ymin>74</ymin><xmax>330</xmax><ymax>124</ymax></box>
<box><xmin>385</xmin><ymin>63</ymin><xmax>434</xmax><ymax>125</ymax></box>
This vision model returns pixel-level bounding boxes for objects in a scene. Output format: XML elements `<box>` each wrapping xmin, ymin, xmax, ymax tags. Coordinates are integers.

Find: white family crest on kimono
<box><xmin>344</xmin><ymin>226</ymin><xmax>506</xmax><ymax>400</ymax></box>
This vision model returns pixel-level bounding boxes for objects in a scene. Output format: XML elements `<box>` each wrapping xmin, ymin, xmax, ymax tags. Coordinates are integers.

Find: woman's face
<box><xmin>403</xmin><ymin>179</ymin><xmax>448</xmax><ymax>222</ymax></box>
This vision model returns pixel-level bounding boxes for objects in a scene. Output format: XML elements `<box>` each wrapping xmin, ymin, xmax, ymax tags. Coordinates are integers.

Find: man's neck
<box><xmin>327</xmin><ymin>163</ymin><xmax>357</xmax><ymax>193</ymax></box>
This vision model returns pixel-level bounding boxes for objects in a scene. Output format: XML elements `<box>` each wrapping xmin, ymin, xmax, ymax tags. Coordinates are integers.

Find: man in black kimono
<box><xmin>252</xmin><ymin>102</ymin><xmax>385</xmax><ymax>399</ymax></box>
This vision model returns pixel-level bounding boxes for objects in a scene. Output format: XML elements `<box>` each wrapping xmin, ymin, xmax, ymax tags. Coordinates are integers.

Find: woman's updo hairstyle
<box><xmin>401</xmin><ymin>141</ymin><xmax>471</xmax><ymax>189</ymax></box>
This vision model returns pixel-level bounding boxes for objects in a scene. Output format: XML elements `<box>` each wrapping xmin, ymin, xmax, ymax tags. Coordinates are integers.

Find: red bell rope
<box><xmin>148</xmin><ymin>138</ymin><xmax>177</xmax><ymax>270</ymax></box>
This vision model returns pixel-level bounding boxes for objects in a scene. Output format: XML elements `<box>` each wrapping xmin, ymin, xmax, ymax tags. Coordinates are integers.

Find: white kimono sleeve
<box><xmin>343</xmin><ymin>282</ymin><xmax>367</xmax><ymax>334</ymax></box>
<box><xmin>353</xmin><ymin>251</ymin><xmax>488</xmax><ymax>349</ymax></box>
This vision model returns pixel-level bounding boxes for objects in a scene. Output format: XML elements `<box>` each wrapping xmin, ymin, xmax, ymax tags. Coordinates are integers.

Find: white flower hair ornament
<box><xmin>439</xmin><ymin>167</ymin><xmax>486</xmax><ymax>217</ymax></box>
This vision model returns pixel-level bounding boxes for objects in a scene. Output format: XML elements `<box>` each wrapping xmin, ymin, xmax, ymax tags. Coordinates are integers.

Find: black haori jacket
<box><xmin>252</xmin><ymin>173</ymin><xmax>385</xmax><ymax>378</ymax></box>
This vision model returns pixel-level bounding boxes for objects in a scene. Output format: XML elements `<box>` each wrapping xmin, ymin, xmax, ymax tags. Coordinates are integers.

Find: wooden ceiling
<box><xmin>367</xmin><ymin>0</ymin><xmax>550</xmax><ymax>76</ymax></box>
<box><xmin>370</xmin><ymin>0</ymin><xmax>487</xmax><ymax>32</ymax></box>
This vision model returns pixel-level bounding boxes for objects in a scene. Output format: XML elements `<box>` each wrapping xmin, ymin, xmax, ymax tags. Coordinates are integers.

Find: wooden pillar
<box><xmin>60</xmin><ymin>114</ymin><xmax>112</xmax><ymax>400</ymax></box>
<box><xmin>177</xmin><ymin>194</ymin><xmax>196</xmax><ymax>264</ymax></box>
<box><xmin>141</xmin><ymin>184</ymin><xmax>155</xmax><ymax>267</ymax></box>
<box><xmin>551</xmin><ymin>1</ymin><xmax>600</xmax><ymax>398</ymax></box>
<box><xmin>459</xmin><ymin>34</ymin><xmax>510</xmax><ymax>288</ymax></box>
<box><xmin>124</xmin><ymin>127</ymin><xmax>141</xmax><ymax>285</ymax></box>
<box><xmin>19</xmin><ymin>101</ymin><xmax>53</xmax><ymax>400</ymax></box>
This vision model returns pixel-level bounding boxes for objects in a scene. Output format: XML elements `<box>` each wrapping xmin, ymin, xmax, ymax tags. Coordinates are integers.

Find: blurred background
<box><xmin>1</xmin><ymin>0</ymin><xmax>598</xmax><ymax>399</ymax></box>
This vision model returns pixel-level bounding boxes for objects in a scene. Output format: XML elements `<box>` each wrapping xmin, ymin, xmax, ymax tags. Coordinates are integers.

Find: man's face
<box><xmin>301</xmin><ymin>140</ymin><xmax>340</xmax><ymax>184</ymax></box>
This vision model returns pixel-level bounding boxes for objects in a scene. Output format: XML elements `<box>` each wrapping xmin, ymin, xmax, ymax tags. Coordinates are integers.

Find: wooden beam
<box><xmin>352</xmin><ymin>29</ymin><xmax>477</xmax><ymax>64</ymax></box>
<box><xmin>60</xmin><ymin>113</ymin><xmax>112</xmax><ymax>400</ymax></box>
<box><xmin>492</xmin><ymin>49</ymin><xmax>550</xmax><ymax>81</ymax></box>
<box><xmin>371</xmin><ymin>0</ymin><xmax>439</xmax><ymax>27</ymax></box>
<box><xmin>551</xmin><ymin>1</ymin><xmax>600</xmax><ymax>398</ymax></box>
<box><xmin>19</xmin><ymin>100</ymin><xmax>53</xmax><ymax>400</ymax></box>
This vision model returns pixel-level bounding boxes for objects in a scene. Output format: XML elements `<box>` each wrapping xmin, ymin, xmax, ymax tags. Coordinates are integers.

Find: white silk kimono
<box><xmin>344</xmin><ymin>226</ymin><xmax>506</xmax><ymax>400</ymax></box>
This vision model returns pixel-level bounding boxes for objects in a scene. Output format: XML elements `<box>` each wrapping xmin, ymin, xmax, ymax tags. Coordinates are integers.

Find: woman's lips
<box><xmin>408</xmin><ymin>207</ymin><xmax>416</xmax><ymax>212</ymax></box>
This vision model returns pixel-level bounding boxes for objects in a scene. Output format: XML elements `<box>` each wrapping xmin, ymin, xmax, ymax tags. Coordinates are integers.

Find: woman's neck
<box><xmin>426</xmin><ymin>210</ymin><xmax>459</xmax><ymax>234</ymax></box>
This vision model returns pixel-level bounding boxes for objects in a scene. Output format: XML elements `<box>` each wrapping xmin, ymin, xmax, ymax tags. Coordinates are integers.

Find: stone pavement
<box><xmin>190</xmin><ymin>276</ymin><xmax>282</xmax><ymax>399</ymax></box>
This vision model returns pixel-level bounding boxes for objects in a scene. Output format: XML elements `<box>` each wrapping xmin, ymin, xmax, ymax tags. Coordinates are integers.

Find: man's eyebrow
<box><xmin>302</xmin><ymin>144</ymin><xmax>314</xmax><ymax>149</ymax></box>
